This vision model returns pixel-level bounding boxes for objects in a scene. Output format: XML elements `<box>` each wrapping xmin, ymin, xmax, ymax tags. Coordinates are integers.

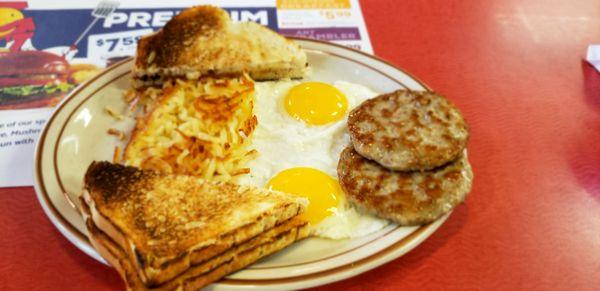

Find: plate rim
<box><xmin>33</xmin><ymin>37</ymin><xmax>448</xmax><ymax>289</ymax></box>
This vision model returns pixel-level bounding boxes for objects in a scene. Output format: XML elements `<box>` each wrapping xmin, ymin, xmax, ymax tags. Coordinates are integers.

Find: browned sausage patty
<box><xmin>348</xmin><ymin>90</ymin><xmax>469</xmax><ymax>171</ymax></box>
<box><xmin>338</xmin><ymin>147</ymin><xmax>473</xmax><ymax>225</ymax></box>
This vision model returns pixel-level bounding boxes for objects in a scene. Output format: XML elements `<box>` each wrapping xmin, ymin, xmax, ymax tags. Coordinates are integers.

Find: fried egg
<box><xmin>237</xmin><ymin>80</ymin><xmax>389</xmax><ymax>239</ymax></box>
<box><xmin>284</xmin><ymin>82</ymin><xmax>348</xmax><ymax>125</ymax></box>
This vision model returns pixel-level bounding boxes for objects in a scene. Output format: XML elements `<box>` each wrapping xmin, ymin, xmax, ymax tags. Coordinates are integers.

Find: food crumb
<box><xmin>113</xmin><ymin>146</ymin><xmax>121</xmax><ymax>163</ymax></box>
<box><xmin>104</xmin><ymin>106</ymin><xmax>124</xmax><ymax>121</ymax></box>
<box><xmin>107</xmin><ymin>128</ymin><xmax>126</xmax><ymax>140</ymax></box>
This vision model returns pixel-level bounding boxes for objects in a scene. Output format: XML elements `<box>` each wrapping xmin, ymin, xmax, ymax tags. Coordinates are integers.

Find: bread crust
<box><xmin>86</xmin><ymin>216</ymin><xmax>309</xmax><ymax>290</ymax></box>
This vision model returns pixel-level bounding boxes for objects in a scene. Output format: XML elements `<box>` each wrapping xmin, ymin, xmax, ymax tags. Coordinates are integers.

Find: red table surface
<box><xmin>1</xmin><ymin>0</ymin><xmax>599</xmax><ymax>290</ymax></box>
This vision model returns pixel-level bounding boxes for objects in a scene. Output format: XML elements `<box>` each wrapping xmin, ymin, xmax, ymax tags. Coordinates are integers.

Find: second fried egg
<box><xmin>237</xmin><ymin>80</ymin><xmax>389</xmax><ymax>239</ymax></box>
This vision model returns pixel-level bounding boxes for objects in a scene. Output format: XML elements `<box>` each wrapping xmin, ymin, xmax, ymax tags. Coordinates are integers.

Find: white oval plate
<box><xmin>34</xmin><ymin>38</ymin><xmax>449</xmax><ymax>290</ymax></box>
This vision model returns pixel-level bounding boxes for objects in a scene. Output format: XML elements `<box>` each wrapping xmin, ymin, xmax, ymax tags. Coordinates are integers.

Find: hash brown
<box><xmin>348</xmin><ymin>90</ymin><xmax>469</xmax><ymax>171</ymax></box>
<box><xmin>123</xmin><ymin>75</ymin><xmax>258</xmax><ymax>181</ymax></box>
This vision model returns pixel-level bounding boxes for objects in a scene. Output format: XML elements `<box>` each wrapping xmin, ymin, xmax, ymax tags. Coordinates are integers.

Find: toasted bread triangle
<box><xmin>85</xmin><ymin>216</ymin><xmax>309</xmax><ymax>290</ymax></box>
<box><xmin>133</xmin><ymin>6</ymin><xmax>307</xmax><ymax>86</ymax></box>
<box><xmin>82</xmin><ymin>161</ymin><xmax>307</xmax><ymax>286</ymax></box>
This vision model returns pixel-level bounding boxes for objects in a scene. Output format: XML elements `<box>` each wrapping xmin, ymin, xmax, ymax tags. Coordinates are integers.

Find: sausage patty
<box><xmin>337</xmin><ymin>147</ymin><xmax>473</xmax><ymax>225</ymax></box>
<box><xmin>348</xmin><ymin>90</ymin><xmax>469</xmax><ymax>171</ymax></box>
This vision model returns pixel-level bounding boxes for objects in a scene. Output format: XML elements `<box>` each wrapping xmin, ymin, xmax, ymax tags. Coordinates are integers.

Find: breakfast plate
<box><xmin>34</xmin><ymin>37</ymin><xmax>450</xmax><ymax>290</ymax></box>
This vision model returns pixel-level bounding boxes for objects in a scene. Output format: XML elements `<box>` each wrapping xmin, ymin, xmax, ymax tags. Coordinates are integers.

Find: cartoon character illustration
<box><xmin>0</xmin><ymin>1</ymin><xmax>35</xmax><ymax>52</ymax></box>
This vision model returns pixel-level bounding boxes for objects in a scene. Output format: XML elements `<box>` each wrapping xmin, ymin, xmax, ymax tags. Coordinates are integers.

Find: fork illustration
<box><xmin>64</xmin><ymin>0</ymin><xmax>119</xmax><ymax>57</ymax></box>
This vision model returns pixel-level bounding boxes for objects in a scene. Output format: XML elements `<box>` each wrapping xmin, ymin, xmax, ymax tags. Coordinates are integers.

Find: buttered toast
<box><xmin>133</xmin><ymin>6</ymin><xmax>307</xmax><ymax>87</ymax></box>
<box><xmin>82</xmin><ymin>161</ymin><xmax>308</xmax><ymax>287</ymax></box>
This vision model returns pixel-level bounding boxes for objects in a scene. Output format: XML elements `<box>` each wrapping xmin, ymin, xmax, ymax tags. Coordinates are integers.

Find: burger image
<box><xmin>0</xmin><ymin>50</ymin><xmax>74</xmax><ymax>109</ymax></box>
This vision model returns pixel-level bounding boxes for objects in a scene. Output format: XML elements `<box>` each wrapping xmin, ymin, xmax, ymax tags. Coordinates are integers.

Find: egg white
<box><xmin>237</xmin><ymin>80</ymin><xmax>389</xmax><ymax>239</ymax></box>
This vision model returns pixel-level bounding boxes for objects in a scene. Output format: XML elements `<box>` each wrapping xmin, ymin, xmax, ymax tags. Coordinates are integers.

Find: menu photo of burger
<box><xmin>0</xmin><ymin>50</ymin><xmax>101</xmax><ymax>110</ymax></box>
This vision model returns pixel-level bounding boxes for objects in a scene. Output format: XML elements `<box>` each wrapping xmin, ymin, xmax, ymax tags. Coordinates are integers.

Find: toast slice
<box><xmin>133</xmin><ymin>6</ymin><xmax>307</xmax><ymax>87</ymax></box>
<box><xmin>84</xmin><ymin>216</ymin><xmax>309</xmax><ymax>290</ymax></box>
<box><xmin>82</xmin><ymin>161</ymin><xmax>307</xmax><ymax>286</ymax></box>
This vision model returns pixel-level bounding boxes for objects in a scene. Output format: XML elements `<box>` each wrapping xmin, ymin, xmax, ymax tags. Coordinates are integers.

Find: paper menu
<box><xmin>276</xmin><ymin>0</ymin><xmax>372</xmax><ymax>53</ymax></box>
<box><xmin>0</xmin><ymin>0</ymin><xmax>372</xmax><ymax>187</ymax></box>
<box><xmin>586</xmin><ymin>44</ymin><xmax>600</xmax><ymax>72</ymax></box>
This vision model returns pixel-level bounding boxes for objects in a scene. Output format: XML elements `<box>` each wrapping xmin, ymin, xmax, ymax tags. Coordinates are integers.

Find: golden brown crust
<box><xmin>337</xmin><ymin>147</ymin><xmax>473</xmax><ymax>226</ymax></box>
<box><xmin>135</xmin><ymin>6</ymin><xmax>228</xmax><ymax>70</ymax></box>
<box><xmin>84</xmin><ymin>161</ymin><xmax>156</xmax><ymax>204</ymax></box>
<box><xmin>86</xmin><ymin>216</ymin><xmax>309</xmax><ymax>290</ymax></box>
<box><xmin>348</xmin><ymin>90</ymin><xmax>469</xmax><ymax>171</ymax></box>
<box><xmin>134</xmin><ymin>6</ymin><xmax>307</xmax><ymax>84</ymax></box>
<box><xmin>83</xmin><ymin>161</ymin><xmax>307</xmax><ymax>285</ymax></box>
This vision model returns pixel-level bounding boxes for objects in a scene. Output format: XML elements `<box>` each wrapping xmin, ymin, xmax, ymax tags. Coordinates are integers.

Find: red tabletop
<box><xmin>1</xmin><ymin>0</ymin><xmax>599</xmax><ymax>290</ymax></box>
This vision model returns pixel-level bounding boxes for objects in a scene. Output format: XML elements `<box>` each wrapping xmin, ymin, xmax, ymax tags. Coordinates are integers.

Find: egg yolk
<box><xmin>284</xmin><ymin>82</ymin><xmax>348</xmax><ymax>125</ymax></box>
<box><xmin>266</xmin><ymin>167</ymin><xmax>343</xmax><ymax>225</ymax></box>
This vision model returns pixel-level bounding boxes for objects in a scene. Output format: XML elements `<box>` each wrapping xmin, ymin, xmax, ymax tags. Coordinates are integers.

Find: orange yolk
<box><xmin>284</xmin><ymin>82</ymin><xmax>348</xmax><ymax>125</ymax></box>
<box><xmin>266</xmin><ymin>167</ymin><xmax>342</xmax><ymax>225</ymax></box>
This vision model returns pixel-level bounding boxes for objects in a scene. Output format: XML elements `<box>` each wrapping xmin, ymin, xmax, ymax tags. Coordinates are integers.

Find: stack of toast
<box><xmin>80</xmin><ymin>162</ymin><xmax>309</xmax><ymax>290</ymax></box>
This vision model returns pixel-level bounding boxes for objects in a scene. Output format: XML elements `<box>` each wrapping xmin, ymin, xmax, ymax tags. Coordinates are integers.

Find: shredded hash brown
<box><xmin>123</xmin><ymin>74</ymin><xmax>258</xmax><ymax>181</ymax></box>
